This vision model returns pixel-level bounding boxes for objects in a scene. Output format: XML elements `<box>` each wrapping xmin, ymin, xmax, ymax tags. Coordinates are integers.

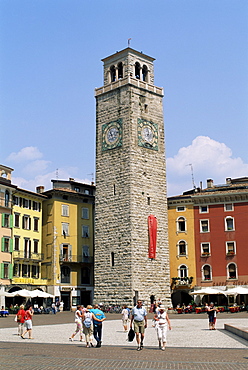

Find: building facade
<box><xmin>94</xmin><ymin>48</ymin><xmax>171</xmax><ymax>307</ymax></box>
<box><xmin>41</xmin><ymin>179</ymin><xmax>95</xmax><ymax>310</ymax></box>
<box><xmin>168</xmin><ymin>195</ymin><xmax>196</xmax><ymax>306</ymax></box>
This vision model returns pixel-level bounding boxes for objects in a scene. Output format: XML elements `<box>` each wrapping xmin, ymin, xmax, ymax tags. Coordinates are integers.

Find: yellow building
<box><xmin>168</xmin><ymin>194</ymin><xmax>196</xmax><ymax>307</ymax></box>
<box><xmin>11</xmin><ymin>187</ymin><xmax>47</xmax><ymax>290</ymax></box>
<box><xmin>41</xmin><ymin>179</ymin><xmax>95</xmax><ymax>310</ymax></box>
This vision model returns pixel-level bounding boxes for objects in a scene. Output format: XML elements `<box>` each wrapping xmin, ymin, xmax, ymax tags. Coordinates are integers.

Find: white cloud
<box><xmin>167</xmin><ymin>136</ymin><xmax>248</xmax><ymax>196</ymax></box>
<box><xmin>23</xmin><ymin>160</ymin><xmax>51</xmax><ymax>175</ymax></box>
<box><xmin>7</xmin><ymin>147</ymin><xmax>43</xmax><ymax>162</ymax></box>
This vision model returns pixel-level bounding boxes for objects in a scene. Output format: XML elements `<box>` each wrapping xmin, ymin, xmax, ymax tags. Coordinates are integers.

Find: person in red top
<box><xmin>21</xmin><ymin>305</ymin><xmax>34</xmax><ymax>339</ymax></box>
<box><xmin>17</xmin><ymin>304</ymin><xmax>26</xmax><ymax>336</ymax></box>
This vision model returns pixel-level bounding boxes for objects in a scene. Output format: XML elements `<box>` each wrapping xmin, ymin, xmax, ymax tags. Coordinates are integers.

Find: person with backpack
<box><xmin>82</xmin><ymin>305</ymin><xmax>96</xmax><ymax>347</ymax></box>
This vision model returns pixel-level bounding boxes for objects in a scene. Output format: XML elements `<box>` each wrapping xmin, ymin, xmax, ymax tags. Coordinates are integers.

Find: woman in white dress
<box><xmin>154</xmin><ymin>305</ymin><xmax>172</xmax><ymax>350</ymax></box>
<box><xmin>69</xmin><ymin>305</ymin><xmax>83</xmax><ymax>341</ymax></box>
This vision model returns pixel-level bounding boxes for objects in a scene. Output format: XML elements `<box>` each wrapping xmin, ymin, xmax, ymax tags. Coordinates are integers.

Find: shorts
<box><xmin>134</xmin><ymin>320</ymin><xmax>145</xmax><ymax>334</ymax></box>
<box><xmin>122</xmin><ymin>319</ymin><xmax>128</xmax><ymax>325</ymax></box>
<box><xmin>25</xmin><ymin>319</ymin><xmax>32</xmax><ymax>330</ymax></box>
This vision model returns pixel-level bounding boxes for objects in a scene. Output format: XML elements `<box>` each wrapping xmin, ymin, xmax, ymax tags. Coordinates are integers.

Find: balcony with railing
<box><xmin>59</xmin><ymin>255</ymin><xmax>94</xmax><ymax>264</ymax></box>
<box><xmin>12</xmin><ymin>250</ymin><xmax>44</xmax><ymax>261</ymax></box>
<box><xmin>171</xmin><ymin>276</ymin><xmax>194</xmax><ymax>288</ymax></box>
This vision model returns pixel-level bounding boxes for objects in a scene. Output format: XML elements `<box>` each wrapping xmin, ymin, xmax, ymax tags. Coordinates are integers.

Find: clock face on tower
<box><xmin>102</xmin><ymin>119</ymin><xmax>122</xmax><ymax>151</ymax></box>
<box><xmin>137</xmin><ymin>118</ymin><xmax>158</xmax><ymax>150</ymax></box>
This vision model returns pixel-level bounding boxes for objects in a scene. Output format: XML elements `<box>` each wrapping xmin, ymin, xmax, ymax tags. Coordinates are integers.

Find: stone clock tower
<box><xmin>94</xmin><ymin>48</ymin><xmax>171</xmax><ymax>307</ymax></box>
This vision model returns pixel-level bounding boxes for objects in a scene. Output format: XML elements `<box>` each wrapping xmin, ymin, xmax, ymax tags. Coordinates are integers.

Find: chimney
<box><xmin>226</xmin><ymin>177</ymin><xmax>232</xmax><ymax>185</ymax></box>
<box><xmin>206</xmin><ymin>179</ymin><xmax>214</xmax><ymax>188</ymax></box>
<box><xmin>36</xmin><ymin>186</ymin><xmax>44</xmax><ymax>194</ymax></box>
<box><xmin>69</xmin><ymin>178</ymin><xmax>74</xmax><ymax>182</ymax></box>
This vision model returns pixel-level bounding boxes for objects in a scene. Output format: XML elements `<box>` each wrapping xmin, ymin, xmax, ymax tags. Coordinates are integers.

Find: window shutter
<box><xmin>29</xmin><ymin>200</ymin><xmax>32</xmax><ymax>209</ymax></box>
<box><xmin>38</xmin><ymin>202</ymin><xmax>41</xmax><ymax>212</ymax></box>
<box><xmin>0</xmin><ymin>263</ymin><xmax>3</xmax><ymax>279</ymax></box>
<box><xmin>10</xmin><ymin>215</ymin><xmax>13</xmax><ymax>228</ymax></box>
<box><xmin>29</xmin><ymin>217</ymin><xmax>31</xmax><ymax>230</ymax></box>
<box><xmin>8</xmin><ymin>264</ymin><xmax>13</xmax><ymax>279</ymax></box>
<box><xmin>69</xmin><ymin>245</ymin><xmax>72</xmax><ymax>259</ymax></box>
<box><xmin>1</xmin><ymin>214</ymin><xmax>5</xmax><ymax>227</ymax></box>
<box><xmin>60</xmin><ymin>244</ymin><xmax>63</xmax><ymax>258</ymax></box>
<box><xmin>9</xmin><ymin>239</ymin><xmax>13</xmax><ymax>253</ymax></box>
<box><xmin>19</xmin><ymin>197</ymin><xmax>22</xmax><ymax>207</ymax></box>
<box><xmin>1</xmin><ymin>238</ymin><xmax>5</xmax><ymax>252</ymax></box>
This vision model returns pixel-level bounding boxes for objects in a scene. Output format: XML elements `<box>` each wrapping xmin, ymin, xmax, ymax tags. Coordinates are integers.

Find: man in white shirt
<box><xmin>130</xmin><ymin>300</ymin><xmax>147</xmax><ymax>351</ymax></box>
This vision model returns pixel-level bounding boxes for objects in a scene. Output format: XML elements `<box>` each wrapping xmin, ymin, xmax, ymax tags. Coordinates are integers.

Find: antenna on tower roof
<box><xmin>186</xmin><ymin>164</ymin><xmax>196</xmax><ymax>189</ymax></box>
<box><xmin>128</xmin><ymin>38</ymin><xmax>131</xmax><ymax>47</ymax></box>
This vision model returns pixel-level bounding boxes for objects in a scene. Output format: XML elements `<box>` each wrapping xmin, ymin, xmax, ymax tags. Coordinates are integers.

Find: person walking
<box><xmin>154</xmin><ymin>305</ymin><xmax>171</xmax><ymax>350</ymax></box>
<box><xmin>21</xmin><ymin>305</ymin><xmax>34</xmax><ymax>339</ymax></box>
<box><xmin>121</xmin><ymin>305</ymin><xmax>129</xmax><ymax>332</ymax></box>
<box><xmin>130</xmin><ymin>300</ymin><xmax>147</xmax><ymax>351</ymax></box>
<box><xmin>16</xmin><ymin>304</ymin><xmax>26</xmax><ymax>336</ymax></box>
<box><xmin>90</xmin><ymin>304</ymin><xmax>106</xmax><ymax>347</ymax></box>
<box><xmin>82</xmin><ymin>305</ymin><xmax>101</xmax><ymax>347</ymax></box>
<box><xmin>69</xmin><ymin>305</ymin><xmax>83</xmax><ymax>341</ymax></box>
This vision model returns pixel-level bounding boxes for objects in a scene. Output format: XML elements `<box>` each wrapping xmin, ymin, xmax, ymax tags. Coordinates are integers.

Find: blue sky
<box><xmin>1</xmin><ymin>0</ymin><xmax>248</xmax><ymax>196</ymax></box>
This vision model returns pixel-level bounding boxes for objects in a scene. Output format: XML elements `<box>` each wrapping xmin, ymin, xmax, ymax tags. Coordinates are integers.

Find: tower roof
<box><xmin>101</xmin><ymin>47</ymin><xmax>155</xmax><ymax>63</ymax></box>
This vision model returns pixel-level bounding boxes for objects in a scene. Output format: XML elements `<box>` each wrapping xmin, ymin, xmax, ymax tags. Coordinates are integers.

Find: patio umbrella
<box><xmin>191</xmin><ymin>288</ymin><xmax>226</xmax><ymax>295</ymax></box>
<box><xmin>11</xmin><ymin>289</ymin><xmax>32</xmax><ymax>298</ymax></box>
<box><xmin>30</xmin><ymin>289</ymin><xmax>54</xmax><ymax>298</ymax></box>
<box><xmin>225</xmin><ymin>286</ymin><xmax>248</xmax><ymax>295</ymax></box>
<box><xmin>0</xmin><ymin>291</ymin><xmax>16</xmax><ymax>297</ymax></box>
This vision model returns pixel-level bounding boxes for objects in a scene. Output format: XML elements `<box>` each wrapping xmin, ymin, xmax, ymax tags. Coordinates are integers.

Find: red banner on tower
<box><xmin>148</xmin><ymin>215</ymin><xmax>157</xmax><ymax>259</ymax></box>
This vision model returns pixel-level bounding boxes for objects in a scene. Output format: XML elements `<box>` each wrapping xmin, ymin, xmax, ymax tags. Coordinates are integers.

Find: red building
<box><xmin>193</xmin><ymin>177</ymin><xmax>248</xmax><ymax>301</ymax></box>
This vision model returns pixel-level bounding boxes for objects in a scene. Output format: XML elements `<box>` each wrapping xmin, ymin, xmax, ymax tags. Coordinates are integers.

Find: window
<box><xmin>14</xmin><ymin>236</ymin><xmax>20</xmax><ymax>251</ymax></box>
<box><xmin>61</xmin><ymin>266</ymin><xmax>70</xmax><ymax>283</ymax></box>
<box><xmin>33</xmin><ymin>201</ymin><xmax>38</xmax><ymax>211</ymax></box>
<box><xmin>23</xmin><ymin>198</ymin><xmax>29</xmax><ymax>208</ymax></box>
<box><xmin>83</xmin><ymin>245</ymin><xmax>89</xmax><ymax>261</ymax></box>
<box><xmin>111</xmin><ymin>252</ymin><xmax>115</xmax><ymax>267</ymax></box>
<box><xmin>201</xmin><ymin>243</ymin><xmax>210</xmax><ymax>256</ymax></box>
<box><xmin>22</xmin><ymin>264</ymin><xmax>30</xmax><ymax>277</ymax></box>
<box><xmin>13</xmin><ymin>263</ymin><xmax>20</xmax><ymax>277</ymax></box>
<box><xmin>23</xmin><ymin>215</ymin><xmax>31</xmax><ymax>230</ymax></box>
<box><xmin>82</xmin><ymin>208</ymin><xmax>89</xmax><ymax>219</ymax></box>
<box><xmin>178</xmin><ymin>264</ymin><xmax>188</xmax><ymax>278</ymax></box>
<box><xmin>0</xmin><ymin>263</ymin><xmax>12</xmax><ymax>279</ymax></box>
<box><xmin>224</xmin><ymin>203</ymin><xmax>233</xmax><ymax>211</ymax></box>
<box><xmin>199</xmin><ymin>205</ymin><xmax>208</xmax><ymax>213</ymax></box>
<box><xmin>14</xmin><ymin>213</ymin><xmax>20</xmax><ymax>228</ymax></box>
<box><xmin>34</xmin><ymin>217</ymin><xmax>39</xmax><ymax>232</ymax></box>
<box><xmin>13</xmin><ymin>196</ymin><xmax>19</xmax><ymax>206</ymax></box>
<box><xmin>117</xmin><ymin>62</ymin><xmax>123</xmax><ymax>79</ymax></box>
<box><xmin>225</xmin><ymin>217</ymin><xmax>235</xmax><ymax>231</ymax></box>
<box><xmin>177</xmin><ymin>217</ymin><xmax>186</xmax><ymax>232</ymax></box>
<box><xmin>110</xmin><ymin>65</ymin><xmax>116</xmax><ymax>82</ymax></box>
<box><xmin>62</xmin><ymin>223</ymin><xmax>69</xmax><ymax>237</ymax></box>
<box><xmin>135</xmin><ymin>62</ymin><xmax>141</xmax><ymax>79</ymax></box>
<box><xmin>227</xmin><ymin>263</ymin><xmax>237</xmax><ymax>279</ymax></box>
<box><xmin>202</xmin><ymin>265</ymin><xmax>212</xmax><ymax>280</ymax></box>
<box><xmin>226</xmin><ymin>241</ymin><xmax>236</xmax><ymax>255</ymax></box>
<box><xmin>1</xmin><ymin>237</ymin><xmax>12</xmax><ymax>252</ymax></box>
<box><xmin>142</xmin><ymin>64</ymin><xmax>148</xmax><ymax>82</ymax></box>
<box><xmin>176</xmin><ymin>206</ymin><xmax>185</xmax><ymax>212</ymax></box>
<box><xmin>84</xmin><ymin>189</ymin><xmax>90</xmax><ymax>195</ymax></box>
<box><xmin>2</xmin><ymin>213</ymin><xmax>10</xmax><ymax>228</ymax></box>
<box><xmin>31</xmin><ymin>265</ymin><xmax>39</xmax><ymax>278</ymax></box>
<box><xmin>81</xmin><ymin>267</ymin><xmax>90</xmax><ymax>284</ymax></box>
<box><xmin>82</xmin><ymin>225</ymin><xmax>89</xmax><ymax>238</ymax></box>
<box><xmin>200</xmin><ymin>220</ymin><xmax>209</xmax><ymax>233</ymax></box>
<box><xmin>24</xmin><ymin>239</ymin><xmax>31</xmax><ymax>258</ymax></box>
<box><xmin>178</xmin><ymin>240</ymin><xmax>187</xmax><ymax>256</ymax></box>
<box><xmin>62</xmin><ymin>204</ymin><xmax>69</xmax><ymax>217</ymax></box>
<box><xmin>60</xmin><ymin>244</ymin><xmax>72</xmax><ymax>261</ymax></box>
<box><xmin>5</xmin><ymin>190</ymin><xmax>10</xmax><ymax>207</ymax></box>
<box><xmin>74</xmin><ymin>187</ymin><xmax>80</xmax><ymax>192</ymax></box>
<box><xmin>33</xmin><ymin>240</ymin><xmax>39</xmax><ymax>254</ymax></box>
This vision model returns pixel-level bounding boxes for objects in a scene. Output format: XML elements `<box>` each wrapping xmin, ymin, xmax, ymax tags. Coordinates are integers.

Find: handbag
<box><xmin>127</xmin><ymin>328</ymin><xmax>135</xmax><ymax>342</ymax></box>
<box><xmin>14</xmin><ymin>315</ymin><xmax>18</xmax><ymax>322</ymax></box>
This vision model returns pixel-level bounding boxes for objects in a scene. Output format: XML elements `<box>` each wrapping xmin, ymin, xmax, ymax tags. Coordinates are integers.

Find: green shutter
<box><xmin>0</xmin><ymin>263</ymin><xmax>3</xmax><ymax>279</ymax></box>
<box><xmin>8</xmin><ymin>264</ymin><xmax>13</xmax><ymax>279</ymax></box>
<box><xmin>1</xmin><ymin>214</ymin><xmax>5</xmax><ymax>227</ymax></box>
<box><xmin>9</xmin><ymin>215</ymin><xmax>13</xmax><ymax>228</ymax></box>
<box><xmin>1</xmin><ymin>238</ymin><xmax>5</xmax><ymax>252</ymax></box>
<box><xmin>9</xmin><ymin>239</ymin><xmax>13</xmax><ymax>253</ymax></box>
